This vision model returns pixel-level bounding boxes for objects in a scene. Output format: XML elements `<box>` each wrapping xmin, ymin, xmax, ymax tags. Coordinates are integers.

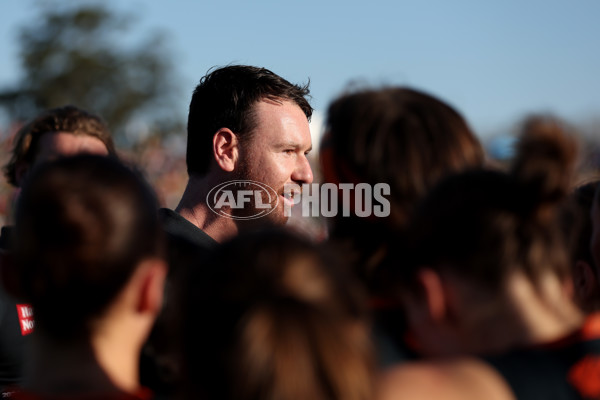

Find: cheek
<box><xmin>264</xmin><ymin>156</ymin><xmax>294</xmax><ymax>182</ymax></box>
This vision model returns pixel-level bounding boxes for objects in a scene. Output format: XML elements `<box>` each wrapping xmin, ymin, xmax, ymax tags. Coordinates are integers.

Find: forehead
<box><xmin>34</xmin><ymin>131</ymin><xmax>109</xmax><ymax>163</ymax></box>
<box><xmin>249</xmin><ymin>99</ymin><xmax>311</xmax><ymax>144</ymax></box>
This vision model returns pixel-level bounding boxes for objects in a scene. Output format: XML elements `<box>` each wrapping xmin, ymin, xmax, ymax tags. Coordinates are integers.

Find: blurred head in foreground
<box><xmin>383</xmin><ymin>115</ymin><xmax>582</xmax><ymax>356</ymax></box>
<box><xmin>561</xmin><ymin>180</ymin><xmax>600</xmax><ymax>312</ymax></box>
<box><xmin>4</xmin><ymin>105</ymin><xmax>116</xmax><ymax>188</ymax></box>
<box><xmin>180</xmin><ymin>229</ymin><xmax>374</xmax><ymax>400</ymax></box>
<box><xmin>589</xmin><ymin>181</ymin><xmax>600</xmax><ymax>310</ymax></box>
<box><xmin>10</xmin><ymin>155</ymin><xmax>166</xmax><ymax>394</ymax></box>
<box><xmin>321</xmin><ymin>87</ymin><xmax>484</xmax><ymax>287</ymax></box>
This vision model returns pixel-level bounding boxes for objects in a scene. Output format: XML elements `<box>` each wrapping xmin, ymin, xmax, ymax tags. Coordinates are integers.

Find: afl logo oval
<box><xmin>206</xmin><ymin>180</ymin><xmax>279</xmax><ymax>220</ymax></box>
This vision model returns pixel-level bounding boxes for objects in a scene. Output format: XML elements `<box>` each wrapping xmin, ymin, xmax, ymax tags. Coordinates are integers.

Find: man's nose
<box><xmin>292</xmin><ymin>155</ymin><xmax>313</xmax><ymax>184</ymax></box>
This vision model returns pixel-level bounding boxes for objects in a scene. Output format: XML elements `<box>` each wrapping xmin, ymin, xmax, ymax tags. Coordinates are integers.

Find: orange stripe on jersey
<box><xmin>566</xmin><ymin>313</ymin><xmax>600</xmax><ymax>398</ymax></box>
<box><xmin>568</xmin><ymin>355</ymin><xmax>600</xmax><ymax>399</ymax></box>
<box><xmin>580</xmin><ymin>313</ymin><xmax>600</xmax><ymax>341</ymax></box>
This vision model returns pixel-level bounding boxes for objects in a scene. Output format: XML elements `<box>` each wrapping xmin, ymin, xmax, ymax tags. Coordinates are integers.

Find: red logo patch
<box><xmin>15</xmin><ymin>304</ymin><xmax>34</xmax><ymax>336</ymax></box>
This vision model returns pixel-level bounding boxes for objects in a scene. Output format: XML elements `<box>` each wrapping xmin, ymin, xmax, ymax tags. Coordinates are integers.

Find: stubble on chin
<box><xmin>231</xmin><ymin>157</ymin><xmax>287</xmax><ymax>226</ymax></box>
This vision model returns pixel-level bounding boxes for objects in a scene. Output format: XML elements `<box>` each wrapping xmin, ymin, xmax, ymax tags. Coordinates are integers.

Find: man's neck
<box><xmin>452</xmin><ymin>271</ymin><xmax>585</xmax><ymax>355</ymax></box>
<box><xmin>175</xmin><ymin>175</ymin><xmax>239</xmax><ymax>243</ymax></box>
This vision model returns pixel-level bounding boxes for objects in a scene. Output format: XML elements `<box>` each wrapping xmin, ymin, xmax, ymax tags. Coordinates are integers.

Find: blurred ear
<box><xmin>403</xmin><ymin>268</ymin><xmax>449</xmax><ymax>326</ymax></box>
<box><xmin>135</xmin><ymin>258</ymin><xmax>167</xmax><ymax>315</ymax></box>
<box><xmin>213</xmin><ymin>128</ymin><xmax>239</xmax><ymax>172</ymax></box>
<box><xmin>573</xmin><ymin>260</ymin><xmax>598</xmax><ymax>304</ymax></box>
<box><xmin>416</xmin><ymin>268</ymin><xmax>448</xmax><ymax>322</ymax></box>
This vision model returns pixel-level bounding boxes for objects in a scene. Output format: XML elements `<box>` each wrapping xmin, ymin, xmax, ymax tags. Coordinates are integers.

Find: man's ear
<box><xmin>213</xmin><ymin>128</ymin><xmax>239</xmax><ymax>172</ymax></box>
<box><xmin>135</xmin><ymin>258</ymin><xmax>168</xmax><ymax>315</ymax></box>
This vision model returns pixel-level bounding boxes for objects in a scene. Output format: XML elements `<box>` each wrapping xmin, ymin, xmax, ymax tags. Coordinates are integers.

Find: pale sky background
<box><xmin>1</xmin><ymin>0</ymin><xmax>600</xmax><ymax>150</ymax></box>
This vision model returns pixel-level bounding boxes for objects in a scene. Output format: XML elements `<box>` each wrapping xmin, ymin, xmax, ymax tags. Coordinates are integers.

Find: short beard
<box><xmin>229</xmin><ymin>153</ymin><xmax>286</xmax><ymax>227</ymax></box>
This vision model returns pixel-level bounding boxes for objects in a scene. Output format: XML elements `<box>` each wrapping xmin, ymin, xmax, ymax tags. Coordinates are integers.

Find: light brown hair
<box><xmin>322</xmin><ymin>87</ymin><xmax>484</xmax><ymax>287</ymax></box>
<box><xmin>392</xmin><ymin>115</ymin><xmax>578</xmax><ymax>292</ymax></box>
<box><xmin>180</xmin><ymin>229</ymin><xmax>374</xmax><ymax>400</ymax></box>
<box><xmin>4</xmin><ymin>105</ymin><xmax>116</xmax><ymax>187</ymax></box>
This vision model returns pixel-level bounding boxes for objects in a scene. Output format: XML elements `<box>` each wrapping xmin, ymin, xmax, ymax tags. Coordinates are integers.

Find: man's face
<box><xmin>17</xmin><ymin>131</ymin><xmax>110</xmax><ymax>187</ymax></box>
<box><xmin>236</xmin><ymin>99</ymin><xmax>313</xmax><ymax>225</ymax></box>
<box><xmin>33</xmin><ymin>131</ymin><xmax>109</xmax><ymax>166</ymax></box>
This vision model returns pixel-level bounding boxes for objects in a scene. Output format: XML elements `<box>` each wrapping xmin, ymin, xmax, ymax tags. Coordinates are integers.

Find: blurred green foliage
<box><xmin>0</xmin><ymin>2</ymin><xmax>182</xmax><ymax>146</ymax></box>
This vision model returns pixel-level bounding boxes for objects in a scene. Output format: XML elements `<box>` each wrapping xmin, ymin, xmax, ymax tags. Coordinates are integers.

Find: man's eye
<box><xmin>284</xmin><ymin>149</ymin><xmax>295</xmax><ymax>155</ymax></box>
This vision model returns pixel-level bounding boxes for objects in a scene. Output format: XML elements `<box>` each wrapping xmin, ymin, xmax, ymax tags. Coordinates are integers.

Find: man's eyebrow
<box><xmin>275</xmin><ymin>142</ymin><xmax>313</xmax><ymax>152</ymax></box>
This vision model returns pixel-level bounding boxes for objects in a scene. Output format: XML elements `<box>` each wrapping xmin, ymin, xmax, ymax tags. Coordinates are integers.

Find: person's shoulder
<box><xmin>157</xmin><ymin>208</ymin><xmax>182</xmax><ymax>226</ymax></box>
<box><xmin>158</xmin><ymin>208</ymin><xmax>216</xmax><ymax>250</ymax></box>
<box><xmin>378</xmin><ymin>358</ymin><xmax>515</xmax><ymax>400</ymax></box>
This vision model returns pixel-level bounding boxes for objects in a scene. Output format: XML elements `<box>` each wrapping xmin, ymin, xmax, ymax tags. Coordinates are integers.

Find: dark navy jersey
<box><xmin>140</xmin><ymin>209</ymin><xmax>217</xmax><ymax>398</ymax></box>
<box><xmin>484</xmin><ymin>315</ymin><xmax>600</xmax><ymax>400</ymax></box>
<box><xmin>0</xmin><ymin>226</ymin><xmax>33</xmax><ymax>393</ymax></box>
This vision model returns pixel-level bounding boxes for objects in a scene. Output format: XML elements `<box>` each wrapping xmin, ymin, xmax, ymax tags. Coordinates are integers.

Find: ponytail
<box><xmin>510</xmin><ymin>116</ymin><xmax>578</xmax><ymax>221</ymax></box>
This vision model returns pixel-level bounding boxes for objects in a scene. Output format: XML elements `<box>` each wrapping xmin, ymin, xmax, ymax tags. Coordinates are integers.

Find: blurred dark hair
<box><xmin>560</xmin><ymin>180</ymin><xmax>600</xmax><ymax>312</ymax></box>
<box><xmin>11</xmin><ymin>155</ymin><xmax>164</xmax><ymax>340</ymax></box>
<box><xmin>386</xmin><ymin>115</ymin><xmax>577</xmax><ymax>293</ymax></box>
<box><xmin>321</xmin><ymin>87</ymin><xmax>484</xmax><ymax>286</ymax></box>
<box><xmin>186</xmin><ymin>65</ymin><xmax>312</xmax><ymax>177</ymax></box>
<box><xmin>561</xmin><ymin>181</ymin><xmax>597</xmax><ymax>272</ymax></box>
<box><xmin>180</xmin><ymin>229</ymin><xmax>373</xmax><ymax>400</ymax></box>
<box><xmin>4</xmin><ymin>105</ymin><xmax>116</xmax><ymax>187</ymax></box>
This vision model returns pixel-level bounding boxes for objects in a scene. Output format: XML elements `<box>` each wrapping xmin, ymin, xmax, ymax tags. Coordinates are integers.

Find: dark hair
<box><xmin>321</xmin><ymin>87</ymin><xmax>484</xmax><ymax>286</ymax></box>
<box><xmin>391</xmin><ymin>115</ymin><xmax>577</xmax><ymax>292</ymax></box>
<box><xmin>180</xmin><ymin>229</ymin><xmax>373</xmax><ymax>400</ymax></box>
<box><xmin>186</xmin><ymin>65</ymin><xmax>312</xmax><ymax>176</ymax></box>
<box><xmin>559</xmin><ymin>180</ymin><xmax>600</xmax><ymax>312</ymax></box>
<box><xmin>4</xmin><ymin>105</ymin><xmax>116</xmax><ymax>187</ymax></box>
<box><xmin>12</xmin><ymin>155</ymin><xmax>164</xmax><ymax>340</ymax></box>
<box><xmin>562</xmin><ymin>181</ymin><xmax>598</xmax><ymax>271</ymax></box>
